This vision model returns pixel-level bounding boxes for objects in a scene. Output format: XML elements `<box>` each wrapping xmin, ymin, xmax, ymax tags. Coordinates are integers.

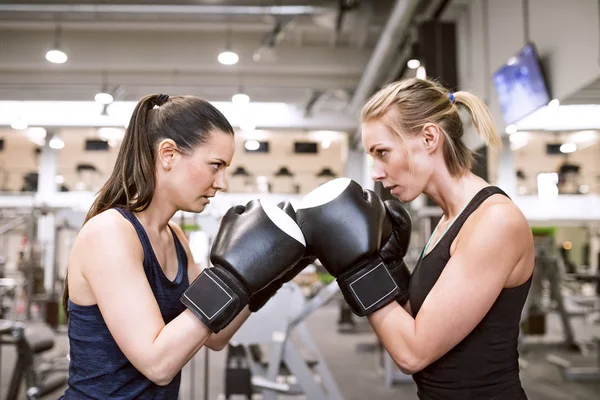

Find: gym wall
<box><xmin>0</xmin><ymin>128</ymin><xmax>348</xmax><ymax>195</ymax></box>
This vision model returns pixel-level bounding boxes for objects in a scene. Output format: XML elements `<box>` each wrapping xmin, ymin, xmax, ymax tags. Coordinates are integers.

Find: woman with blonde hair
<box><xmin>359</xmin><ymin>78</ymin><xmax>534</xmax><ymax>399</ymax></box>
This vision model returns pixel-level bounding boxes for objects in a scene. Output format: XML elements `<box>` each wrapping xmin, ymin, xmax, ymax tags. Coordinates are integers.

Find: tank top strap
<box><xmin>442</xmin><ymin>186</ymin><xmax>510</xmax><ymax>244</ymax></box>
<box><xmin>114</xmin><ymin>207</ymin><xmax>154</xmax><ymax>258</ymax></box>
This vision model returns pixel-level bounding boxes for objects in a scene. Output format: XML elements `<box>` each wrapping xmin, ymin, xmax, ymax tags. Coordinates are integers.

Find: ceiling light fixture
<box><xmin>218</xmin><ymin>27</ymin><xmax>239</xmax><ymax>65</ymax></box>
<box><xmin>46</xmin><ymin>25</ymin><xmax>68</xmax><ymax>64</ymax></box>
<box><xmin>559</xmin><ymin>142</ymin><xmax>576</xmax><ymax>153</ymax></box>
<box><xmin>49</xmin><ymin>135</ymin><xmax>65</xmax><ymax>150</ymax></box>
<box><xmin>95</xmin><ymin>92</ymin><xmax>114</xmax><ymax>105</ymax></box>
<box><xmin>407</xmin><ymin>59</ymin><xmax>420</xmax><ymax>69</ymax></box>
<box><xmin>232</xmin><ymin>93</ymin><xmax>250</xmax><ymax>105</ymax></box>
<box><xmin>505</xmin><ymin>124</ymin><xmax>518</xmax><ymax>134</ymax></box>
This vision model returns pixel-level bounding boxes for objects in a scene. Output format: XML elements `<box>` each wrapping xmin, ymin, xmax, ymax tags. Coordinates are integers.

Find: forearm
<box><xmin>148</xmin><ymin>309</ymin><xmax>212</xmax><ymax>384</ymax></box>
<box><xmin>207</xmin><ymin>305</ymin><xmax>251</xmax><ymax>349</ymax></box>
<box><xmin>367</xmin><ymin>301</ymin><xmax>421</xmax><ymax>374</ymax></box>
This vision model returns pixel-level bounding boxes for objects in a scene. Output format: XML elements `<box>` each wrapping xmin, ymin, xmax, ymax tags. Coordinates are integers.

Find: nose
<box><xmin>213</xmin><ymin>170</ymin><xmax>228</xmax><ymax>192</ymax></box>
<box><xmin>371</xmin><ymin>161</ymin><xmax>386</xmax><ymax>182</ymax></box>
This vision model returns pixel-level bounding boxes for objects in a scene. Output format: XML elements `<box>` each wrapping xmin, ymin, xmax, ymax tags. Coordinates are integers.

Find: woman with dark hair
<box><xmin>60</xmin><ymin>94</ymin><xmax>246</xmax><ymax>399</ymax></box>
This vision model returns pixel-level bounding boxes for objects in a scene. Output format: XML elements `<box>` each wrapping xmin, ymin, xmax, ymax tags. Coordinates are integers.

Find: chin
<box><xmin>181</xmin><ymin>203</ymin><xmax>206</xmax><ymax>214</ymax></box>
<box><xmin>395</xmin><ymin>188</ymin><xmax>419</xmax><ymax>203</ymax></box>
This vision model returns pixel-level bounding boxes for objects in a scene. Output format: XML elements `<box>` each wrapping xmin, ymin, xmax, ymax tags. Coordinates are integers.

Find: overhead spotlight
<box><xmin>218</xmin><ymin>51</ymin><xmax>239</xmax><ymax>65</ymax></box>
<box><xmin>505</xmin><ymin>124</ymin><xmax>518</xmax><ymax>134</ymax></box>
<box><xmin>11</xmin><ymin>119</ymin><xmax>28</xmax><ymax>130</ymax></box>
<box><xmin>49</xmin><ymin>135</ymin><xmax>65</xmax><ymax>150</ymax></box>
<box><xmin>548</xmin><ymin>99</ymin><xmax>560</xmax><ymax>108</ymax></box>
<box><xmin>407</xmin><ymin>59</ymin><xmax>421</xmax><ymax>69</ymax></box>
<box><xmin>25</xmin><ymin>127</ymin><xmax>47</xmax><ymax>146</ymax></box>
<box><xmin>46</xmin><ymin>49</ymin><xmax>68</xmax><ymax>64</ymax></box>
<box><xmin>46</xmin><ymin>25</ymin><xmax>68</xmax><ymax>64</ymax></box>
<box><xmin>95</xmin><ymin>92</ymin><xmax>114</xmax><ymax>105</ymax></box>
<box><xmin>232</xmin><ymin>93</ymin><xmax>250</xmax><ymax>105</ymax></box>
<box><xmin>245</xmin><ymin>140</ymin><xmax>260</xmax><ymax>151</ymax></box>
<box><xmin>559</xmin><ymin>143</ymin><xmax>576</xmax><ymax>153</ymax></box>
<box><xmin>416</xmin><ymin>66</ymin><xmax>427</xmax><ymax>79</ymax></box>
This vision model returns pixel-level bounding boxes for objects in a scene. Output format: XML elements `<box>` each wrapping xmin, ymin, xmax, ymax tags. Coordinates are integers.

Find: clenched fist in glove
<box><xmin>181</xmin><ymin>199</ymin><xmax>306</xmax><ymax>332</ymax></box>
<box><xmin>248</xmin><ymin>200</ymin><xmax>316</xmax><ymax>312</ymax></box>
<box><xmin>296</xmin><ymin>178</ymin><xmax>412</xmax><ymax>316</ymax></box>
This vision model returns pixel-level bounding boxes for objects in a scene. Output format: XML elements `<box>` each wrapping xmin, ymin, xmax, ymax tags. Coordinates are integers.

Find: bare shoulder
<box><xmin>74</xmin><ymin>209</ymin><xmax>143</xmax><ymax>270</ymax></box>
<box><xmin>77</xmin><ymin>209</ymin><xmax>135</xmax><ymax>244</ymax></box>
<box><xmin>459</xmin><ymin>194</ymin><xmax>532</xmax><ymax>254</ymax></box>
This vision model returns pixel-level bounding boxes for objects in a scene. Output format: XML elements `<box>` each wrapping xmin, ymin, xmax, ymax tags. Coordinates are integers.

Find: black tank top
<box><xmin>409</xmin><ymin>186</ymin><xmax>531</xmax><ymax>400</ymax></box>
<box><xmin>61</xmin><ymin>208</ymin><xmax>189</xmax><ymax>399</ymax></box>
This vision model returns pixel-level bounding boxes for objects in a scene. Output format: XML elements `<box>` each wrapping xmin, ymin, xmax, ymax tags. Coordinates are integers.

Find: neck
<box><xmin>135</xmin><ymin>190</ymin><xmax>177</xmax><ymax>233</ymax></box>
<box><xmin>424</xmin><ymin>170</ymin><xmax>489</xmax><ymax>220</ymax></box>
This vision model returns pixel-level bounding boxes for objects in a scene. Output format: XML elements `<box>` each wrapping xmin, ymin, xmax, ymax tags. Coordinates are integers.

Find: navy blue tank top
<box><xmin>61</xmin><ymin>208</ymin><xmax>189</xmax><ymax>400</ymax></box>
<box><xmin>409</xmin><ymin>186</ymin><xmax>531</xmax><ymax>400</ymax></box>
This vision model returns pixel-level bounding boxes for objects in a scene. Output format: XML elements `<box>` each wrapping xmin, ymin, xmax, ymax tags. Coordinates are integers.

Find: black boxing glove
<box><xmin>181</xmin><ymin>199</ymin><xmax>306</xmax><ymax>332</ymax></box>
<box><xmin>248</xmin><ymin>200</ymin><xmax>316</xmax><ymax>312</ymax></box>
<box><xmin>380</xmin><ymin>200</ymin><xmax>412</xmax><ymax>306</ymax></box>
<box><xmin>296</xmin><ymin>178</ymin><xmax>399</xmax><ymax>317</ymax></box>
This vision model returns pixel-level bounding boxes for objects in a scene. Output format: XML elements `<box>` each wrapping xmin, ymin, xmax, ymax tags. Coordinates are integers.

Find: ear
<box><xmin>421</xmin><ymin>123</ymin><xmax>442</xmax><ymax>154</ymax></box>
<box><xmin>156</xmin><ymin>139</ymin><xmax>179</xmax><ymax>170</ymax></box>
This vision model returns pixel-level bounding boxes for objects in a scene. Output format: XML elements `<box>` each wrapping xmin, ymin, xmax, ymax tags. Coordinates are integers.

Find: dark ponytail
<box><xmin>62</xmin><ymin>94</ymin><xmax>234</xmax><ymax>317</ymax></box>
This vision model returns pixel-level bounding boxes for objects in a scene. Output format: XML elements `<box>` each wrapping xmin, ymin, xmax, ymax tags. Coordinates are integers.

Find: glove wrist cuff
<box><xmin>387</xmin><ymin>259</ymin><xmax>411</xmax><ymax>306</ymax></box>
<box><xmin>181</xmin><ymin>266</ymin><xmax>250</xmax><ymax>333</ymax></box>
<box><xmin>336</xmin><ymin>254</ymin><xmax>399</xmax><ymax>317</ymax></box>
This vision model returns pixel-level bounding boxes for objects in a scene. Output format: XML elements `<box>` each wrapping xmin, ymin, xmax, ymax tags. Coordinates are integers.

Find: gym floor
<box><xmin>1</xmin><ymin>302</ymin><xmax>599</xmax><ymax>400</ymax></box>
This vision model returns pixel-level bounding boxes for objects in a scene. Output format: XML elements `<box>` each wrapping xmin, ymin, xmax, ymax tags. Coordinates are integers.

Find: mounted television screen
<box><xmin>492</xmin><ymin>42</ymin><xmax>551</xmax><ymax>125</ymax></box>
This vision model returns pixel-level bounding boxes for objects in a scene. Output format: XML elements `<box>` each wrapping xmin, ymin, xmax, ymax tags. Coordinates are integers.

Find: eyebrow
<box><xmin>212</xmin><ymin>158</ymin><xmax>229</xmax><ymax>167</ymax></box>
<box><xmin>368</xmin><ymin>143</ymin><xmax>382</xmax><ymax>153</ymax></box>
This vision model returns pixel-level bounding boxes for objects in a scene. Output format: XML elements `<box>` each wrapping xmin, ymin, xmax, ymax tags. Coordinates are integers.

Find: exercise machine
<box><xmin>523</xmin><ymin>235</ymin><xmax>600</xmax><ymax>381</ymax></box>
<box><xmin>226</xmin><ymin>280</ymin><xmax>344</xmax><ymax>400</ymax></box>
<box><xmin>0</xmin><ymin>319</ymin><xmax>69</xmax><ymax>400</ymax></box>
<box><xmin>546</xmin><ymin>271</ymin><xmax>600</xmax><ymax>382</ymax></box>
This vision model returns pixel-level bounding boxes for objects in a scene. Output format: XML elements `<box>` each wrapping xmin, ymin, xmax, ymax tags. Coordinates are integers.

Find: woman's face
<box><xmin>361</xmin><ymin>119</ymin><xmax>434</xmax><ymax>202</ymax></box>
<box><xmin>162</xmin><ymin>131</ymin><xmax>235</xmax><ymax>213</ymax></box>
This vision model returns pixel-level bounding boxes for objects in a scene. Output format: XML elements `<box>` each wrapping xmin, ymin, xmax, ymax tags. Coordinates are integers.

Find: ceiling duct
<box><xmin>347</xmin><ymin>0</ymin><xmax>423</xmax><ymax>114</ymax></box>
<box><xmin>0</xmin><ymin>3</ymin><xmax>330</xmax><ymax>16</ymax></box>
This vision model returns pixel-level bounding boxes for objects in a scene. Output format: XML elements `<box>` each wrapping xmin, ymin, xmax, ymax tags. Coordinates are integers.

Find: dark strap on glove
<box><xmin>387</xmin><ymin>259</ymin><xmax>410</xmax><ymax>306</ymax></box>
<box><xmin>336</xmin><ymin>255</ymin><xmax>399</xmax><ymax>317</ymax></box>
<box><xmin>180</xmin><ymin>267</ymin><xmax>250</xmax><ymax>333</ymax></box>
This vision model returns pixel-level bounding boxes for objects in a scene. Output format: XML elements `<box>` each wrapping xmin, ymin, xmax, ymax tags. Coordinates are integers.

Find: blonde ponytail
<box><xmin>362</xmin><ymin>78</ymin><xmax>502</xmax><ymax>177</ymax></box>
<box><xmin>453</xmin><ymin>91</ymin><xmax>503</xmax><ymax>150</ymax></box>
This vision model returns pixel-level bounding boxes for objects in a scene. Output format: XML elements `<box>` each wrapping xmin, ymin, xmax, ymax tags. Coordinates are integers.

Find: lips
<box><xmin>385</xmin><ymin>185</ymin><xmax>399</xmax><ymax>195</ymax></box>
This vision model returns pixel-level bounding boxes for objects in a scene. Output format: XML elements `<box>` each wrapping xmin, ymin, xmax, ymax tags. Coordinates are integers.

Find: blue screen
<box><xmin>492</xmin><ymin>43</ymin><xmax>551</xmax><ymax>125</ymax></box>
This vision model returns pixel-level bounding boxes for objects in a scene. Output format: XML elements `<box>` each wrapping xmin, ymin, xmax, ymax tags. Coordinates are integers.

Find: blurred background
<box><xmin>0</xmin><ymin>1</ymin><xmax>599</xmax><ymax>399</ymax></box>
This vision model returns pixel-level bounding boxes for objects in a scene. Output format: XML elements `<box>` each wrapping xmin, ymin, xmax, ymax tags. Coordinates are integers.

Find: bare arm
<box><xmin>170</xmin><ymin>223</ymin><xmax>251</xmax><ymax>351</ymax></box>
<box><xmin>367</xmin><ymin>204</ymin><xmax>529</xmax><ymax>374</ymax></box>
<box><xmin>77</xmin><ymin>212</ymin><xmax>211</xmax><ymax>386</ymax></box>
